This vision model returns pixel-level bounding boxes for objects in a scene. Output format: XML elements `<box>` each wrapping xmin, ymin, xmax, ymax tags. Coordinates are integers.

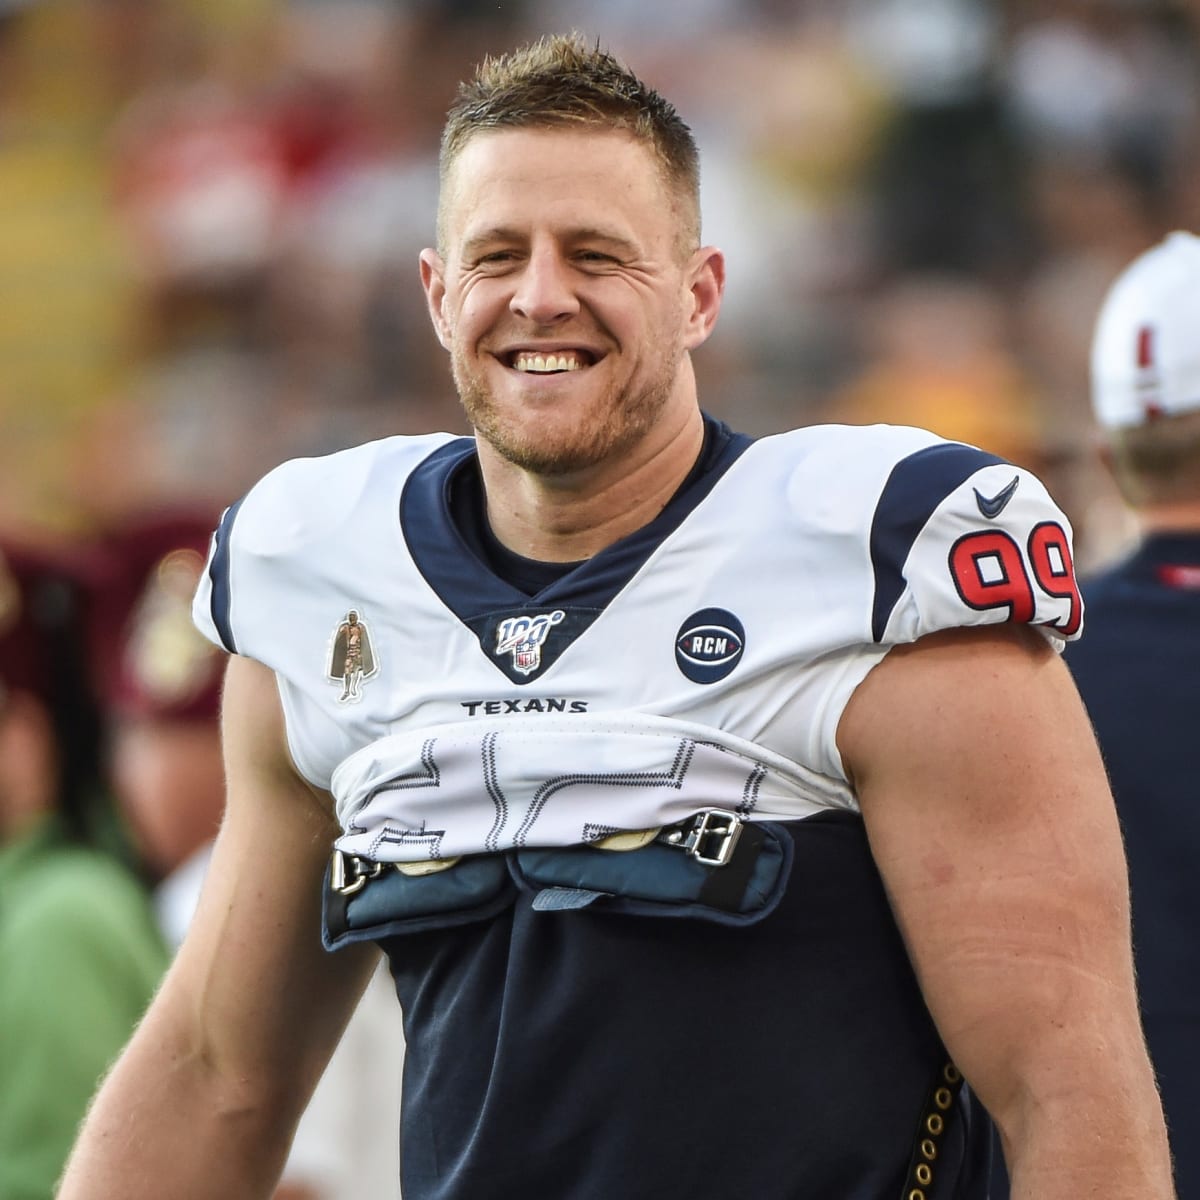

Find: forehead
<box><xmin>440</xmin><ymin>127</ymin><xmax>677</xmax><ymax>254</ymax></box>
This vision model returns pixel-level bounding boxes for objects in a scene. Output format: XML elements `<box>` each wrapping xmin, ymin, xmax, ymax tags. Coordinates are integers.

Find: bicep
<box><xmin>836</xmin><ymin>625</ymin><xmax>1139</xmax><ymax>1119</ymax></box>
<box><xmin>158</xmin><ymin>654</ymin><xmax>378</xmax><ymax>1103</ymax></box>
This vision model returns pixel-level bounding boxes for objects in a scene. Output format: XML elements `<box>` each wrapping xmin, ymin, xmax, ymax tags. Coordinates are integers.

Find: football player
<box><xmin>61</xmin><ymin>34</ymin><xmax>1173</xmax><ymax>1200</ymax></box>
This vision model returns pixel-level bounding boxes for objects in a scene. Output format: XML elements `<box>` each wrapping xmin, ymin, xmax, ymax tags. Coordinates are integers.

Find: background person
<box><xmin>86</xmin><ymin>511</ymin><xmax>228</xmax><ymax>910</ymax></box>
<box><xmin>1062</xmin><ymin>229</ymin><xmax>1200</xmax><ymax>1200</ymax></box>
<box><xmin>0</xmin><ymin>540</ymin><xmax>167</xmax><ymax>1200</ymax></box>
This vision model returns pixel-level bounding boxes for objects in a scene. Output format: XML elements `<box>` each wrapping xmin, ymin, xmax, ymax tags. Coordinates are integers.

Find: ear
<box><xmin>682</xmin><ymin>246</ymin><xmax>725</xmax><ymax>352</ymax></box>
<box><xmin>419</xmin><ymin>248</ymin><xmax>451</xmax><ymax>350</ymax></box>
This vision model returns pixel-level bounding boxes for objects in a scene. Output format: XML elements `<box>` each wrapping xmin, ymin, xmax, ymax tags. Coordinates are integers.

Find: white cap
<box><xmin>1090</xmin><ymin>231</ymin><xmax>1200</xmax><ymax>429</ymax></box>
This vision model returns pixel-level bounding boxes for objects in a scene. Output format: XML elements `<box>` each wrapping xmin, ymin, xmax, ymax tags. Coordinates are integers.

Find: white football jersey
<box><xmin>193</xmin><ymin>420</ymin><xmax>1081</xmax><ymax>861</ymax></box>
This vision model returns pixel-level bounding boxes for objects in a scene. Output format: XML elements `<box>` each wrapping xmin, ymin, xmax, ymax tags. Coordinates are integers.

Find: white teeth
<box><xmin>513</xmin><ymin>352</ymin><xmax>583</xmax><ymax>373</ymax></box>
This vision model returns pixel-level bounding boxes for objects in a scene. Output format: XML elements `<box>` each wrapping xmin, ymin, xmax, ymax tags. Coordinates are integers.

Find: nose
<box><xmin>509</xmin><ymin>245</ymin><xmax>579</xmax><ymax>325</ymax></box>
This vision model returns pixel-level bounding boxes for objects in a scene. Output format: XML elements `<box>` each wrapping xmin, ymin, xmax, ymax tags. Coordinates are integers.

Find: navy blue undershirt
<box><xmin>450</xmin><ymin>417</ymin><xmax>727</xmax><ymax>596</ymax></box>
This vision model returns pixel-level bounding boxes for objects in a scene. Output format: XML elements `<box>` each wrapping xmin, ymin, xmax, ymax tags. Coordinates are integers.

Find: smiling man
<box><xmin>425</xmin><ymin>125</ymin><xmax>712</xmax><ymax>490</ymax></box>
<box><xmin>59</xmin><ymin>35</ymin><xmax>1173</xmax><ymax>1200</ymax></box>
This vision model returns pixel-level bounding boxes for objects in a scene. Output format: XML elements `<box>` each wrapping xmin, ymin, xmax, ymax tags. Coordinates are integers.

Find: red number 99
<box><xmin>949</xmin><ymin>522</ymin><xmax>1081</xmax><ymax>634</ymax></box>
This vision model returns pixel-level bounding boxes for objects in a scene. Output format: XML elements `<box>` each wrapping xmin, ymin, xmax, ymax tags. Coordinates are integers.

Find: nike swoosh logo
<box><xmin>974</xmin><ymin>475</ymin><xmax>1020</xmax><ymax>519</ymax></box>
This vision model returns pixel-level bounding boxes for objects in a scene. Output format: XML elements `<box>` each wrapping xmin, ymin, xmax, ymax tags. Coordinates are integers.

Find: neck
<box><xmin>478</xmin><ymin>406</ymin><xmax>706</xmax><ymax>562</ymax></box>
<box><xmin>1136</xmin><ymin>500</ymin><xmax>1200</xmax><ymax>536</ymax></box>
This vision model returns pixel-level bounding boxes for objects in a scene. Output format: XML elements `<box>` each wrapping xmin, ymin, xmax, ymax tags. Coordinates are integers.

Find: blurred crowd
<box><xmin>2</xmin><ymin>0</ymin><xmax>1199</xmax><ymax>566</ymax></box>
<box><xmin>1</xmin><ymin>0</ymin><xmax>1199</xmax><ymax>1197</ymax></box>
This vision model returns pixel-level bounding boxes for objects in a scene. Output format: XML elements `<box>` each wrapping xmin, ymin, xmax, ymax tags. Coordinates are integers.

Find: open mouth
<box><xmin>507</xmin><ymin>350</ymin><xmax>596</xmax><ymax>374</ymax></box>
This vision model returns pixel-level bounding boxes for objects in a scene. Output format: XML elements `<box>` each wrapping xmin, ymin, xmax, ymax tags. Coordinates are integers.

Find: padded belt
<box><xmin>323</xmin><ymin>810</ymin><xmax>794</xmax><ymax>950</ymax></box>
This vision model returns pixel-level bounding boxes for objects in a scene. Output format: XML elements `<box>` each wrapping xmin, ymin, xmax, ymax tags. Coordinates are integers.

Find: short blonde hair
<box><xmin>1107</xmin><ymin>409</ymin><xmax>1200</xmax><ymax>506</ymax></box>
<box><xmin>437</xmin><ymin>34</ymin><xmax>701</xmax><ymax>256</ymax></box>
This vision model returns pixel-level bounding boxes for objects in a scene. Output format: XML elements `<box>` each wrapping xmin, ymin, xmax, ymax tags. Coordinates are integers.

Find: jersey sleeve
<box><xmin>867</xmin><ymin>440</ymin><xmax>1083</xmax><ymax>648</ymax></box>
<box><xmin>796</xmin><ymin>431</ymin><xmax>1083</xmax><ymax>793</ymax></box>
<box><xmin>191</xmin><ymin>434</ymin><xmax>459</xmax><ymax>664</ymax></box>
<box><xmin>193</xmin><ymin>496</ymin><xmax>243</xmax><ymax>655</ymax></box>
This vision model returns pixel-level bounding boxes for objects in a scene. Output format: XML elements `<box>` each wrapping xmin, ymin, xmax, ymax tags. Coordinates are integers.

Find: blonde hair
<box><xmin>437</xmin><ymin>33</ymin><xmax>701</xmax><ymax>255</ymax></box>
<box><xmin>1107</xmin><ymin>409</ymin><xmax>1200</xmax><ymax>506</ymax></box>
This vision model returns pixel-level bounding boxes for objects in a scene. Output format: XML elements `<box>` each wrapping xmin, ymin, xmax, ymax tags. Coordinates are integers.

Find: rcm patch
<box><xmin>675</xmin><ymin>608</ymin><xmax>745</xmax><ymax>684</ymax></box>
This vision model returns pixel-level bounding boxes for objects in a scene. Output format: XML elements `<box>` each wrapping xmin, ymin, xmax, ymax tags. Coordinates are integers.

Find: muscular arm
<box><xmin>58</xmin><ymin>656</ymin><xmax>379</xmax><ymax>1200</ymax></box>
<box><xmin>838</xmin><ymin>625</ymin><xmax>1174</xmax><ymax>1199</ymax></box>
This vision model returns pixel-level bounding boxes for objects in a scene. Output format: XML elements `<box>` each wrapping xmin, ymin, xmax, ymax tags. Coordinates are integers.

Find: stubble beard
<box><xmin>451</xmin><ymin>335</ymin><xmax>684</xmax><ymax>477</ymax></box>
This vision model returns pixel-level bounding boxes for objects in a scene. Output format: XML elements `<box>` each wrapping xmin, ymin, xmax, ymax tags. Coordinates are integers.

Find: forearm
<box><xmin>950</xmin><ymin>957</ymin><xmax>1173</xmax><ymax>1198</ymax></box>
<box><xmin>932</xmin><ymin>933</ymin><xmax>1174</xmax><ymax>1196</ymax></box>
<box><xmin>58</xmin><ymin>1013</ymin><xmax>300</xmax><ymax>1200</ymax></box>
<box><xmin>996</xmin><ymin>1039</ymin><xmax>1174</xmax><ymax>1199</ymax></box>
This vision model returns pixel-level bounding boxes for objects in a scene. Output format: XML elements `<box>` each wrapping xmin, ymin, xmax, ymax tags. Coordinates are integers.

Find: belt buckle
<box><xmin>329</xmin><ymin>848</ymin><xmax>385</xmax><ymax>895</ymax></box>
<box><xmin>671</xmin><ymin>809</ymin><xmax>744</xmax><ymax>867</ymax></box>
